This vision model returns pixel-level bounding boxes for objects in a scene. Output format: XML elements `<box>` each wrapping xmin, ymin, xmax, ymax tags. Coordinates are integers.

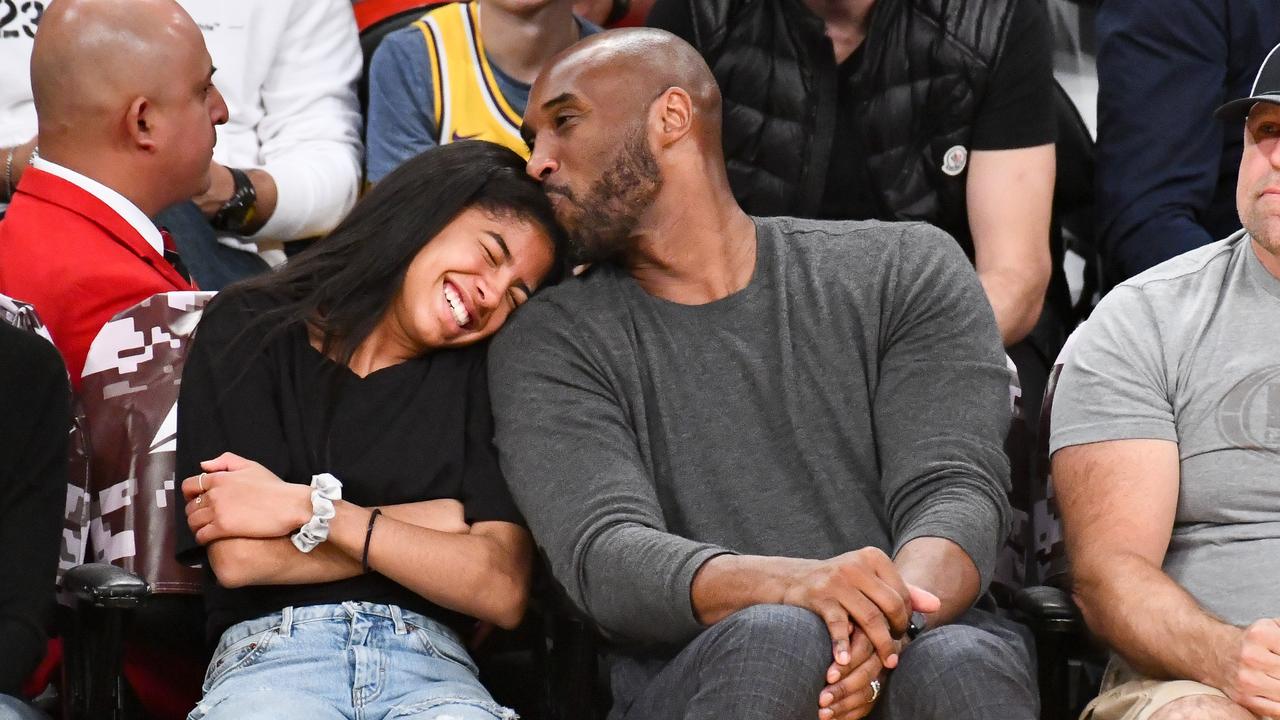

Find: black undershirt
<box><xmin>175</xmin><ymin>290</ymin><xmax>521</xmax><ymax>642</ymax></box>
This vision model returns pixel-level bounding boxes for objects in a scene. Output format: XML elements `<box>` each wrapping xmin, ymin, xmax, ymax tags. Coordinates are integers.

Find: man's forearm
<box><xmin>243</xmin><ymin>168</ymin><xmax>278</xmax><ymax>235</ymax></box>
<box><xmin>1076</xmin><ymin>553</ymin><xmax>1242</xmax><ymax>687</ymax></box>
<box><xmin>894</xmin><ymin>536</ymin><xmax>980</xmax><ymax>626</ymax></box>
<box><xmin>978</xmin><ymin>266</ymin><xmax>1046</xmax><ymax>347</ymax></box>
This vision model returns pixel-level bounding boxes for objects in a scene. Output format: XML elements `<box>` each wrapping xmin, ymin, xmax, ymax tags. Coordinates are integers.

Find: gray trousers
<box><xmin>609</xmin><ymin>604</ymin><xmax>1039</xmax><ymax>720</ymax></box>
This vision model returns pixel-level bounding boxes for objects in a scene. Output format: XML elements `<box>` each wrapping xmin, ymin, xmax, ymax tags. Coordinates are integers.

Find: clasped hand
<box><xmin>182</xmin><ymin>452</ymin><xmax>311</xmax><ymax>545</ymax></box>
<box><xmin>1219</xmin><ymin>618</ymin><xmax>1280</xmax><ymax>718</ymax></box>
<box><xmin>781</xmin><ymin>547</ymin><xmax>941</xmax><ymax>720</ymax></box>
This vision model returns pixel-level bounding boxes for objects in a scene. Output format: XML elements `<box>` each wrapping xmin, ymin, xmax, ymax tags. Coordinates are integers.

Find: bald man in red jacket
<box><xmin>0</xmin><ymin>0</ymin><xmax>228</xmax><ymax>389</ymax></box>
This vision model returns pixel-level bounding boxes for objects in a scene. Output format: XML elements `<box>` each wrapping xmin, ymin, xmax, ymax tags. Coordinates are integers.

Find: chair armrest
<box><xmin>1014</xmin><ymin>585</ymin><xmax>1082</xmax><ymax>632</ymax></box>
<box><xmin>62</xmin><ymin>563</ymin><xmax>152</xmax><ymax>609</ymax></box>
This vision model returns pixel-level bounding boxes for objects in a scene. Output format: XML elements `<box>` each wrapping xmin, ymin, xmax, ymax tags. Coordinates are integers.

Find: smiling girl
<box><xmin>173</xmin><ymin>141</ymin><xmax>566</xmax><ymax>720</ymax></box>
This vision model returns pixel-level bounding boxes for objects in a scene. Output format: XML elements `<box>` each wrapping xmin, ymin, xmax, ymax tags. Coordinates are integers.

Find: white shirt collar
<box><xmin>31</xmin><ymin>156</ymin><xmax>164</xmax><ymax>256</ymax></box>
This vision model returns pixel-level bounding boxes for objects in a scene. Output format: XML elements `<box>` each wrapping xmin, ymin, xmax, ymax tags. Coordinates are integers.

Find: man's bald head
<box><xmin>538</xmin><ymin>28</ymin><xmax>723</xmax><ymax>146</ymax></box>
<box><xmin>32</xmin><ymin>0</ymin><xmax>209</xmax><ymax>136</ymax></box>
<box><xmin>28</xmin><ymin>0</ymin><xmax>226</xmax><ymax>214</ymax></box>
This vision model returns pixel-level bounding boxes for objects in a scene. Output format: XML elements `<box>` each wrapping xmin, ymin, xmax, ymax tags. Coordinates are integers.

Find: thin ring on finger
<box><xmin>195</xmin><ymin>494</ymin><xmax>203</xmax><ymax>505</ymax></box>
<box><xmin>869</xmin><ymin>679</ymin><xmax>881</xmax><ymax>703</ymax></box>
<box><xmin>198</xmin><ymin>472</ymin><xmax>207</xmax><ymax>493</ymax></box>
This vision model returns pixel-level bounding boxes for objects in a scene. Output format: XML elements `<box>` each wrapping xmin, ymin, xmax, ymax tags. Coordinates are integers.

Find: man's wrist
<box><xmin>3</xmin><ymin>141</ymin><xmax>35</xmax><ymax>201</ymax></box>
<box><xmin>197</xmin><ymin>163</ymin><xmax>235</xmax><ymax>216</ymax></box>
<box><xmin>691</xmin><ymin>554</ymin><xmax>814</xmax><ymax>625</ymax></box>
<box><xmin>3</xmin><ymin>147</ymin><xmax>15</xmax><ymax>202</ymax></box>
<box><xmin>211</xmin><ymin>166</ymin><xmax>259</xmax><ymax>233</ymax></box>
<box><xmin>1201</xmin><ymin>623</ymin><xmax>1247</xmax><ymax>691</ymax></box>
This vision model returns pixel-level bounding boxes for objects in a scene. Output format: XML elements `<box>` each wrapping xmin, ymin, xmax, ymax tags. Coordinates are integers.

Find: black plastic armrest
<box><xmin>62</xmin><ymin>563</ymin><xmax>152</xmax><ymax>609</ymax></box>
<box><xmin>1014</xmin><ymin>585</ymin><xmax>1082</xmax><ymax>631</ymax></box>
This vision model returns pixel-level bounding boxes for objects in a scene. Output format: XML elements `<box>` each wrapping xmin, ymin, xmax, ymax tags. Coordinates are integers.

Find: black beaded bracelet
<box><xmin>362</xmin><ymin>508</ymin><xmax>382</xmax><ymax>574</ymax></box>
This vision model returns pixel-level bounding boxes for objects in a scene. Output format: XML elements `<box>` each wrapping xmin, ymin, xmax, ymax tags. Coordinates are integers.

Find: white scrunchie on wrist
<box><xmin>291</xmin><ymin>473</ymin><xmax>343</xmax><ymax>553</ymax></box>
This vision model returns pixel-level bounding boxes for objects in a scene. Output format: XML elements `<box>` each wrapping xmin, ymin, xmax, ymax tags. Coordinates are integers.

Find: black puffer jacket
<box><xmin>673</xmin><ymin>0</ymin><xmax>1017</xmax><ymax>256</ymax></box>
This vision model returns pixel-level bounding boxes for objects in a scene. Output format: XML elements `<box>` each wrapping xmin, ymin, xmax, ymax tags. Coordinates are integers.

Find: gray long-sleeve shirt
<box><xmin>489</xmin><ymin>216</ymin><xmax>1012</xmax><ymax>648</ymax></box>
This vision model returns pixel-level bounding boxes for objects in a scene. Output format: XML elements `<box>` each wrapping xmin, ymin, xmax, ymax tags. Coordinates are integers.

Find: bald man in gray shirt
<box><xmin>489</xmin><ymin>28</ymin><xmax>1037</xmax><ymax>720</ymax></box>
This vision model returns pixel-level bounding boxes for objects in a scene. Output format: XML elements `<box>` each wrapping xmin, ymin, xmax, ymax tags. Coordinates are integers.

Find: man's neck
<box><xmin>626</xmin><ymin>195</ymin><xmax>758</xmax><ymax>306</ymax></box>
<box><xmin>800</xmin><ymin>0</ymin><xmax>876</xmax><ymax>63</ymax></box>
<box><xmin>479</xmin><ymin>1</ymin><xmax>579</xmax><ymax>85</ymax></box>
<box><xmin>1252</xmin><ymin>237</ymin><xmax>1280</xmax><ymax>281</ymax></box>
<box><xmin>36</xmin><ymin>146</ymin><xmax>162</xmax><ymax>216</ymax></box>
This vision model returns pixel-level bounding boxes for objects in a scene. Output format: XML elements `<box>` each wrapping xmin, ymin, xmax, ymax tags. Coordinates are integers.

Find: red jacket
<box><xmin>0</xmin><ymin>168</ymin><xmax>194</xmax><ymax>390</ymax></box>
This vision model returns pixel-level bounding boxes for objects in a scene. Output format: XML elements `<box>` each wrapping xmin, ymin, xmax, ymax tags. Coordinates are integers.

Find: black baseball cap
<box><xmin>1216</xmin><ymin>43</ymin><xmax>1280</xmax><ymax>121</ymax></box>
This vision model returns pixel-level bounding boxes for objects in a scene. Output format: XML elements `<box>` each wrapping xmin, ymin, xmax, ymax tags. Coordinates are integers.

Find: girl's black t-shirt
<box><xmin>174</xmin><ymin>290</ymin><xmax>522</xmax><ymax>641</ymax></box>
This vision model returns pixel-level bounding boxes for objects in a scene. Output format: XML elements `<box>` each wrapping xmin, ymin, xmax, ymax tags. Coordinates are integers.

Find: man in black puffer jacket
<box><xmin>649</xmin><ymin>0</ymin><xmax>1064</xmax><ymax>418</ymax></box>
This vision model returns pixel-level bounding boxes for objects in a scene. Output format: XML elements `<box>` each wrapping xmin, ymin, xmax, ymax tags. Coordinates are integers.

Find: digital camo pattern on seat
<box><xmin>1031</xmin><ymin>326</ymin><xmax>1085</xmax><ymax>589</ymax></box>
<box><xmin>0</xmin><ymin>293</ymin><xmax>54</xmax><ymax>344</ymax></box>
<box><xmin>79</xmin><ymin>291</ymin><xmax>216</xmax><ymax>593</ymax></box>
<box><xmin>992</xmin><ymin>354</ymin><xmax>1032</xmax><ymax>603</ymax></box>
<box><xmin>0</xmin><ymin>293</ymin><xmax>92</xmax><ymax>582</ymax></box>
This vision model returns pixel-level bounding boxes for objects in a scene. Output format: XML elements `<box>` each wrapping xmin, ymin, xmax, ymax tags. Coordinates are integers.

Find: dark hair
<box><xmin>220</xmin><ymin>140</ymin><xmax>569</xmax><ymax>369</ymax></box>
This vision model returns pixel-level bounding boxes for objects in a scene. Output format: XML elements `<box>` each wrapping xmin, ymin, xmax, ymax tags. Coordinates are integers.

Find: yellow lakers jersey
<box><xmin>414</xmin><ymin>2</ymin><xmax>529</xmax><ymax>157</ymax></box>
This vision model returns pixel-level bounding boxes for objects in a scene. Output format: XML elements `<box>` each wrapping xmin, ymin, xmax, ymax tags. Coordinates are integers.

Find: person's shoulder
<box><xmin>375</xmin><ymin>20</ymin><xmax>433</xmax><ymax>62</ymax></box>
<box><xmin>764</xmin><ymin>216</ymin><xmax>967</xmax><ymax>271</ymax></box>
<box><xmin>0</xmin><ymin>322</ymin><xmax>66</xmax><ymax>385</ymax></box>
<box><xmin>0</xmin><ymin>192</ymin><xmax>120</xmax><ymax>273</ymax></box>
<box><xmin>196</xmin><ymin>287</ymin><xmax>283</xmax><ymax>342</ymax></box>
<box><xmin>904</xmin><ymin>0</ymin><xmax>1025</xmax><ymax>65</ymax></box>
<box><xmin>1115</xmin><ymin>232</ymin><xmax>1247</xmax><ymax>303</ymax></box>
<box><xmin>683</xmin><ymin>0</ymin><xmax>758</xmax><ymax>40</ymax></box>
<box><xmin>1</xmin><ymin>188</ymin><xmax>95</xmax><ymax>237</ymax></box>
<box><xmin>490</xmin><ymin>267</ymin><xmax>627</xmax><ymax>358</ymax></box>
<box><xmin>1084</xmin><ymin>233</ymin><xmax>1248</xmax><ymax>342</ymax></box>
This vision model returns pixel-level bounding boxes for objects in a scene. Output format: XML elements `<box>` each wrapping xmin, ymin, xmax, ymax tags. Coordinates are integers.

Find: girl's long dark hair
<box><xmin>219</xmin><ymin>140</ymin><xmax>569</xmax><ymax>369</ymax></box>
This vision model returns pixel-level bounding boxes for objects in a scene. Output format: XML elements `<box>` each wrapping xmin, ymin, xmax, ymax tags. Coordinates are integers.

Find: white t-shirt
<box><xmin>0</xmin><ymin>0</ymin><xmax>41</xmax><ymax>148</ymax></box>
<box><xmin>180</xmin><ymin>0</ymin><xmax>363</xmax><ymax>263</ymax></box>
<box><xmin>0</xmin><ymin>0</ymin><xmax>43</xmax><ymax>213</ymax></box>
<box><xmin>1</xmin><ymin>0</ymin><xmax>363</xmax><ymax>264</ymax></box>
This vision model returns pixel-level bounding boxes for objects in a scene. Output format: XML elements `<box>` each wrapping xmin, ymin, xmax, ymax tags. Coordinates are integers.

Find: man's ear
<box><xmin>127</xmin><ymin>97</ymin><xmax>158</xmax><ymax>152</ymax></box>
<box><xmin>653</xmin><ymin>87</ymin><xmax>694</xmax><ymax>148</ymax></box>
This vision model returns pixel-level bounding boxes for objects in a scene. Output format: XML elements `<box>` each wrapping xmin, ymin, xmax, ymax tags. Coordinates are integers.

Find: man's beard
<box><xmin>546</xmin><ymin>128</ymin><xmax>663</xmax><ymax>264</ymax></box>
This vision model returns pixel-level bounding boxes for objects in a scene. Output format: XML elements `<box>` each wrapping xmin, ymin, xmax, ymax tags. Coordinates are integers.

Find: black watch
<box><xmin>210</xmin><ymin>167</ymin><xmax>258</xmax><ymax>233</ymax></box>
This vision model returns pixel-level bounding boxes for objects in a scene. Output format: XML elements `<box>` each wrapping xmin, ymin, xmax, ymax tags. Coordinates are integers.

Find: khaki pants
<box><xmin>1081</xmin><ymin>657</ymin><xmax>1229</xmax><ymax>720</ymax></box>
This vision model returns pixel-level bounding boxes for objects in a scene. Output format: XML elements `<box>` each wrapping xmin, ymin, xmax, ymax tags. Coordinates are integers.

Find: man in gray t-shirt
<box><xmin>1051</xmin><ymin>46</ymin><xmax>1280</xmax><ymax>720</ymax></box>
<box><xmin>490</xmin><ymin>29</ymin><xmax>1037</xmax><ymax>720</ymax></box>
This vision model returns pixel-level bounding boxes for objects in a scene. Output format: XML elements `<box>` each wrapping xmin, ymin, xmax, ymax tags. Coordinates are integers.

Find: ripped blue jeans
<box><xmin>188</xmin><ymin>602</ymin><xmax>518</xmax><ymax>720</ymax></box>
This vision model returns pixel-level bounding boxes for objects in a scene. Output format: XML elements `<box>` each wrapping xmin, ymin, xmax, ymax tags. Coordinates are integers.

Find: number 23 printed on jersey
<box><xmin>1</xmin><ymin>1</ymin><xmax>44</xmax><ymax>40</ymax></box>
